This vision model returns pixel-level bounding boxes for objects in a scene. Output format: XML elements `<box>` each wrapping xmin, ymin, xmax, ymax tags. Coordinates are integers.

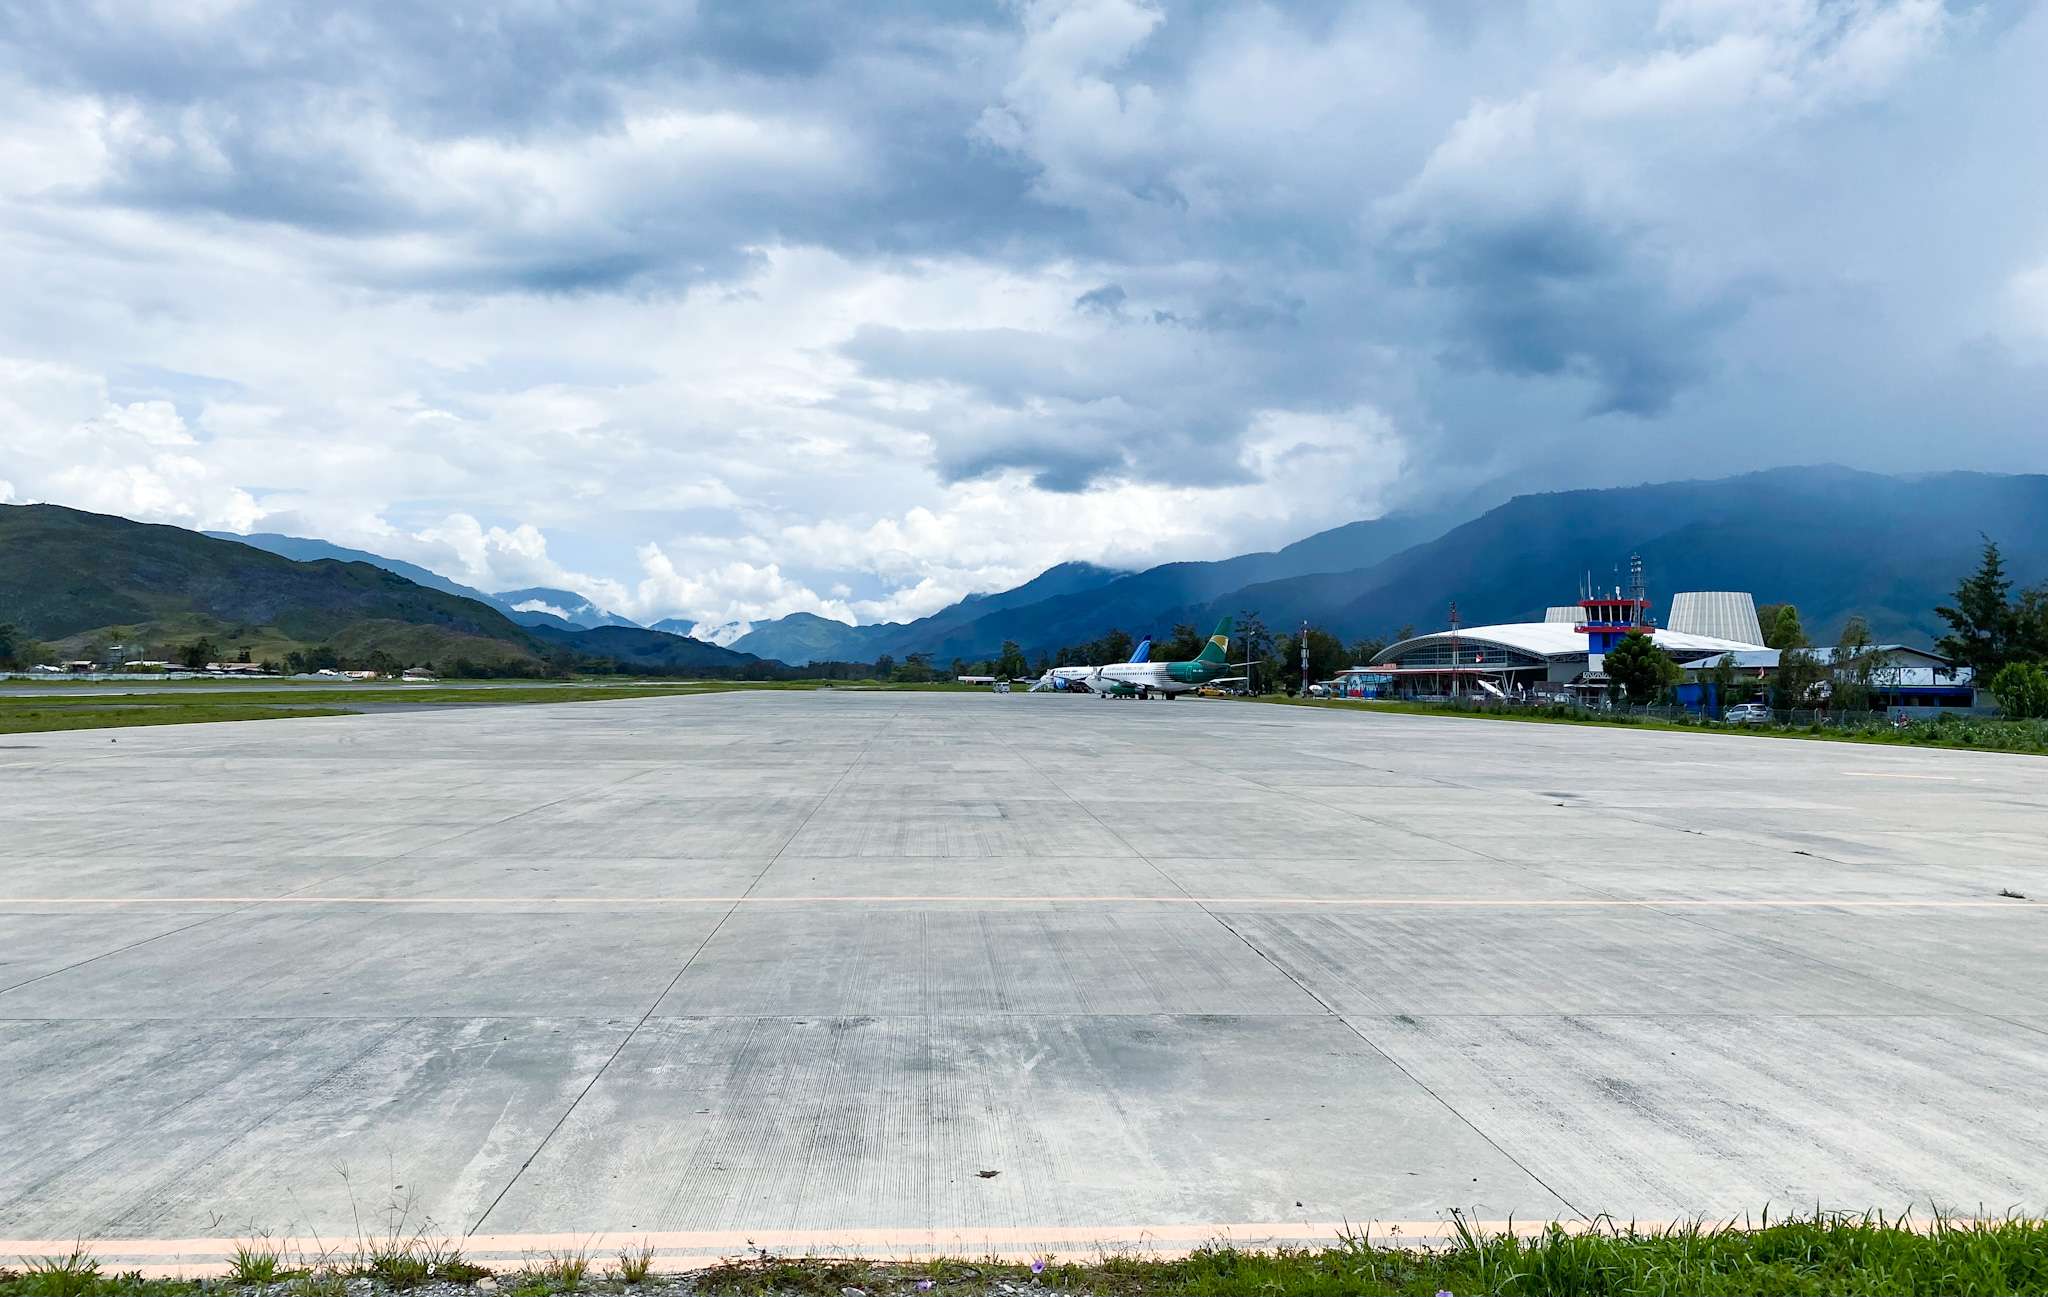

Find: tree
<box><xmin>1936</xmin><ymin>539</ymin><xmax>2045</xmax><ymax>675</ymax></box>
<box><xmin>1274</xmin><ymin>627</ymin><xmax>1347</xmax><ymax>693</ymax></box>
<box><xmin>1828</xmin><ymin>616</ymin><xmax>1886</xmax><ymax>713</ymax></box>
<box><xmin>1772</xmin><ymin>645</ymin><xmax>1825</xmax><ymax>710</ymax></box>
<box><xmin>1347</xmin><ymin>637</ymin><xmax>1387</xmax><ymax>666</ymax></box>
<box><xmin>1604</xmin><ymin>631</ymin><xmax>1679</xmax><ymax>704</ymax></box>
<box><xmin>1236</xmin><ymin>611</ymin><xmax>1275</xmax><ymax>693</ymax></box>
<box><xmin>1990</xmin><ymin>662</ymin><xmax>2048</xmax><ymax>719</ymax></box>
<box><xmin>997</xmin><ymin>640</ymin><xmax>1028</xmax><ymax>679</ymax></box>
<box><xmin>1763</xmin><ymin>605</ymin><xmax>1808</xmax><ymax>650</ymax></box>
<box><xmin>285</xmin><ymin>645</ymin><xmax>339</xmax><ymax>674</ymax></box>
<box><xmin>1032</xmin><ymin>651</ymin><xmax>1051</xmax><ymax>676</ymax></box>
<box><xmin>891</xmin><ymin>653</ymin><xmax>933</xmax><ymax>683</ymax></box>
<box><xmin>872</xmin><ymin>654</ymin><xmax>894</xmax><ymax>680</ymax></box>
<box><xmin>1158</xmin><ymin>623</ymin><xmax>1206</xmax><ymax>663</ymax></box>
<box><xmin>180</xmin><ymin>637</ymin><xmax>219</xmax><ymax>669</ymax></box>
<box><xmin>0</xmin><ymin>623</ymin><xmax>54</xmax><ymax>669</ymax></box>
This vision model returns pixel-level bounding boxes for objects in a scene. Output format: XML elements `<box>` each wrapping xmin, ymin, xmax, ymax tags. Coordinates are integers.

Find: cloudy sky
<box><xmin>2</xmin><ymin>1</ymin><xmax>2043</xmax><ymax>634</ymax></box>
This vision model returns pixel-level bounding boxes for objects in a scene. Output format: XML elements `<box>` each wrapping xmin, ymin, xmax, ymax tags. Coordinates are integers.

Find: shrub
<box><xmin>1991</xmin><ymin>661</ymin><xmax>2048</xmax><ymax>719</ymax></box>
<box><xmin>17</xmin><ymin>1248</ymin><xmax>101</xmax><ymax>1297</ymax></box>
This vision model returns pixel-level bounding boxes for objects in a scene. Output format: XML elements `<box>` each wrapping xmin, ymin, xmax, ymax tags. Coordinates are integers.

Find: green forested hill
<box><xmin>0</xmin><ymin>503</ymin><xmax>547</xmax><ymax>664</ymax></box>
<box><xmin>1</xmin><ymin>503</ymin><xmax>764</xmax><ymax>673</ymax></box>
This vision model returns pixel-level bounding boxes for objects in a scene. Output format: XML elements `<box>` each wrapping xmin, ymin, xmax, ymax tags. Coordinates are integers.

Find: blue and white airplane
<box><xmin>1029</xmin><ymin>636</ymin><xmax>1150</xmax><ymax>692</ymax></box>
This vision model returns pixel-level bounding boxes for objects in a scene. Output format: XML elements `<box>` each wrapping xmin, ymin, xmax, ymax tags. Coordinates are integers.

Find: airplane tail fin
<box><xmin>1195</xmin><ymin>617</ymin><xmax>1233</xmax><ymax>665</ymax></box>
<box><xmin>1129</xmin><ymin>636</ymin><xmax>1152</xmax><ymax>663</ymax></box>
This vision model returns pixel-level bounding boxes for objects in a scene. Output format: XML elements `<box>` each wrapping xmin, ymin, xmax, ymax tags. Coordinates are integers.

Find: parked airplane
<box><xmin>1030</xmin><ymin>636</ymin><xmax>1151</xmax><ymax>692</ymax></box>
<box><xmin>1090</xmin><ymin>617</ymin><xmax>1238</xmax><ymax>699</ymax></box>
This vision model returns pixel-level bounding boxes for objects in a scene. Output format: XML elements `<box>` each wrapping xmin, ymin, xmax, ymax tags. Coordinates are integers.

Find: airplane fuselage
<box><xmin>1091</xmin><ymin>659</ymin><xmax>1229</xmax><ymax>696</ymax></box>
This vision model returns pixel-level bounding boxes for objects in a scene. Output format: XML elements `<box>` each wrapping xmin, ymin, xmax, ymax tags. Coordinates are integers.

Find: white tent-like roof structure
<box><xmin>1668</xmin><ymin>592</ymin><xmax>1766</xmax><ymax>647</ymax></box>
<box><xmin>1369</xmin><ymin>622</ymin><xmax>1763</xmax><ymax>666</ymax></box>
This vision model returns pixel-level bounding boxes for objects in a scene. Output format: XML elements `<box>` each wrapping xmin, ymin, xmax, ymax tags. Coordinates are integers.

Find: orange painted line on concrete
<box><xmin>0</xmin><ymin>1222</ymin><xmax>1513</xmax><ymax>1277</ymax></box>
<box><xmin>0</xmin><ymin>895</ymin><xmax>2036</xmax><ymax>908</ymax></box>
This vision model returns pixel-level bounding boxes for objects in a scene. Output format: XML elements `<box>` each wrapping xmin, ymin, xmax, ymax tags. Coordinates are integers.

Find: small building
<box><xmin>1680</xmin><ymin>645</ymin><xmax>1980</xmax><ymax>712</ymax></box>
<box><xmin>1328</xmin><ymin>667</ymin><xmax>1396</xmax><ymax>698</ymax></box>
<box><xmin>401</xmin><ymin>667</ymin><xmax>438</xmax><ymax>680</ymax></box>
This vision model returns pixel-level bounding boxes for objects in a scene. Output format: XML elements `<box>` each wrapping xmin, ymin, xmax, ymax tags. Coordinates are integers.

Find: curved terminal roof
<box><xmin>1369</xmin><ymin>622</ymin><xmax>1763</xmax><ymax>665</ymax></box>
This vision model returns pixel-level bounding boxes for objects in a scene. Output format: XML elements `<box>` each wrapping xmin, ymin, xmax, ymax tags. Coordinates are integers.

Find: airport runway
<box><xmin>3</xmin><ymin>690</ymin><xmax>2044</xmax><ymax>1267</ymax></box>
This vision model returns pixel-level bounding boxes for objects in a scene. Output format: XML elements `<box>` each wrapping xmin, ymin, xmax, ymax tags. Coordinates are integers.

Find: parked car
<box><xmin>1724</xmin><ymin>702</ymin><xmax>1770</xmax><ymax>724</ymax></box>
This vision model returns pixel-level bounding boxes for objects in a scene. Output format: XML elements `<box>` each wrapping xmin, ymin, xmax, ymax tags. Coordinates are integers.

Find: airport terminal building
<box><xmin>1333</xmin><ymin>581</ymin><xmax>1767</xmax><ymax>702</ymax></box>
<box><xmin>1341</xmin><ymin>621</ymin><xmax>1762</xmax><ymax>701</ymax></box>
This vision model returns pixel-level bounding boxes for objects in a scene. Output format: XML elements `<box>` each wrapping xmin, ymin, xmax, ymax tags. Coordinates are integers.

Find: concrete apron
<box><xmin>2</xmin><ymin>691</ymin><xmax>2044</xmax><ymax>1272</ymax></box>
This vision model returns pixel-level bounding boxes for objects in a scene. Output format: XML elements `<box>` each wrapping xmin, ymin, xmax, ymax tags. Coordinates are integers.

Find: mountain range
<box><xmin>722</xmin><ymin>467</ymin><xmax>2042</xmax><ymax>662</ymax></box>
<box><xmin>17</xmin><ymin>466</ymin><xmax>2042</xmax><ymax>674</ymax></box>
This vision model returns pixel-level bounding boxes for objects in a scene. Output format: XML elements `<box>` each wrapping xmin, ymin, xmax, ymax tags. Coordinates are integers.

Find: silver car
<box><xmin>1724</xmin><ymin>702</ymin><xmax>1770</xmax><ymax>724</ymax></box>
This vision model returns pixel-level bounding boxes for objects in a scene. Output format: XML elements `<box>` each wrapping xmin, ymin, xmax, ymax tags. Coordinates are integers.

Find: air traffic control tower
<box><xmin>1577</xmin><ymin>554</ymin><xmax>1653</xmax><ymax>675</ymax></box>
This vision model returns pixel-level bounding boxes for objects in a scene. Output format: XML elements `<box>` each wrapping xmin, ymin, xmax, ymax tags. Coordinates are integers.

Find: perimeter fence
<box><xmin>1387</xmin><ymin>696</ymin><xmax>2048</xmax><ymax>752</ymax></box>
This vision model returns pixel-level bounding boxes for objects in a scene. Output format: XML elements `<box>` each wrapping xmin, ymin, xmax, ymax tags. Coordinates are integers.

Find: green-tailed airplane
<box><xmin>1090</xmin><ymin>617</ymin><xmax>1239</xmax><ymax>699</ymax></box>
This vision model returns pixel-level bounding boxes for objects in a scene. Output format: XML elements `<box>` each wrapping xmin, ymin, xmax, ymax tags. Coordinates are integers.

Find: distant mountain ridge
<box><xmin>730</xmin><ymin>512</ymin><xmax>1450</xmax><ymax>664</ymax></box>
<box><xmin>731</xmin><ymin>467</ymin><xmax>2048</xmax><ymax>664</ymax></box>
<box><xmin>728</xmin><ymin>561</ymin><xmax>1130</xmax><ymax>664</ymax></box>
<box><xmin>210</xmin><ymin>534</ymin><xmax>645</xmax><ymax>631</ymax></box>
<box><xmin>1158</xmin><ymin>467</ymin><xmax>2048</xmax><ymax>649</ymax></box>
<box><xmin>492</xmin><ymin>586</ymin><xmax>642</xmax><ymax>630</ymax></box>
<box><xmin>204</xmin><ymin>531</ymin><xmax>499</xmax><ymax>602</ymax></box>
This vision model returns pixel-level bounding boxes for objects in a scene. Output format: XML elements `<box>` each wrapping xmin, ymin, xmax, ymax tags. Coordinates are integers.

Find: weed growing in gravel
<box><xmin>11</xmin><ymin>1248</ymin><xmax>103</xmax><ymax>1297</ymax></box>
<box><xmin>611</xmin><ymin>1245</ymin><xmax>654</xmax><ymax>1287</ymax></box>
<box><xmin>280</xmin><ymin>1270</ymin><xmax>346</xmax><ymax>1297</ymax></box>
<box><xmin>226</xmin><ymin>1238</ymin><xmax>289</xmax><ymax>1288</ymax></box>
<box><xmin>513</xmin><ymin>1249</ymin><xmax>590</xmax><ymax>1295</ymax></box>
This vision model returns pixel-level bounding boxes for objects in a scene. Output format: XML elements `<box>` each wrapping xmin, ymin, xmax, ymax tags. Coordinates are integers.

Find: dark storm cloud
<box><xmin>1</xmin><ymin>0</ymin><xmax>2035</xmax><ymax>515</ymax></box>
<box><xmin>3</xmin><ymin>1</ymin><xmax>1068</xmax><ymax>291</ymax></box>
<box><xmin>1388</xmin><ymin>207</ymin><xmax>1743</xmax><ymax>416</ymax></box>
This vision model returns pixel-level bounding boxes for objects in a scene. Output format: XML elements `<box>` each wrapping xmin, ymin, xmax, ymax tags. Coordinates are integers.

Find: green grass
<box><xmin>11</xmin><ymin>1212</ymin><xmax>2048</xmax><ymax>1296</ymax></box>
<box><xmin>0</xmin><ymin>702</ymin><xmax>360</xmax><ymax>734</ymax></box>
<box><xmin>687</xmin><ymin>1212</ymin><xmax>2048</xmax><ymax>1295</ymax></box>
<box><xmin>1249</xmin><ymin>694</ymin><xmax>2048</xmax><ymax>756</ymax></box>
<box><xmin>0</xmin><ymin>680</ymin><xmax>745</xmax><ymax>735</ymax></box>
<box><xmin>0</xmin><ymin>677</ymin><xmax>1016</xmax><ymax>735</ymax></box>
